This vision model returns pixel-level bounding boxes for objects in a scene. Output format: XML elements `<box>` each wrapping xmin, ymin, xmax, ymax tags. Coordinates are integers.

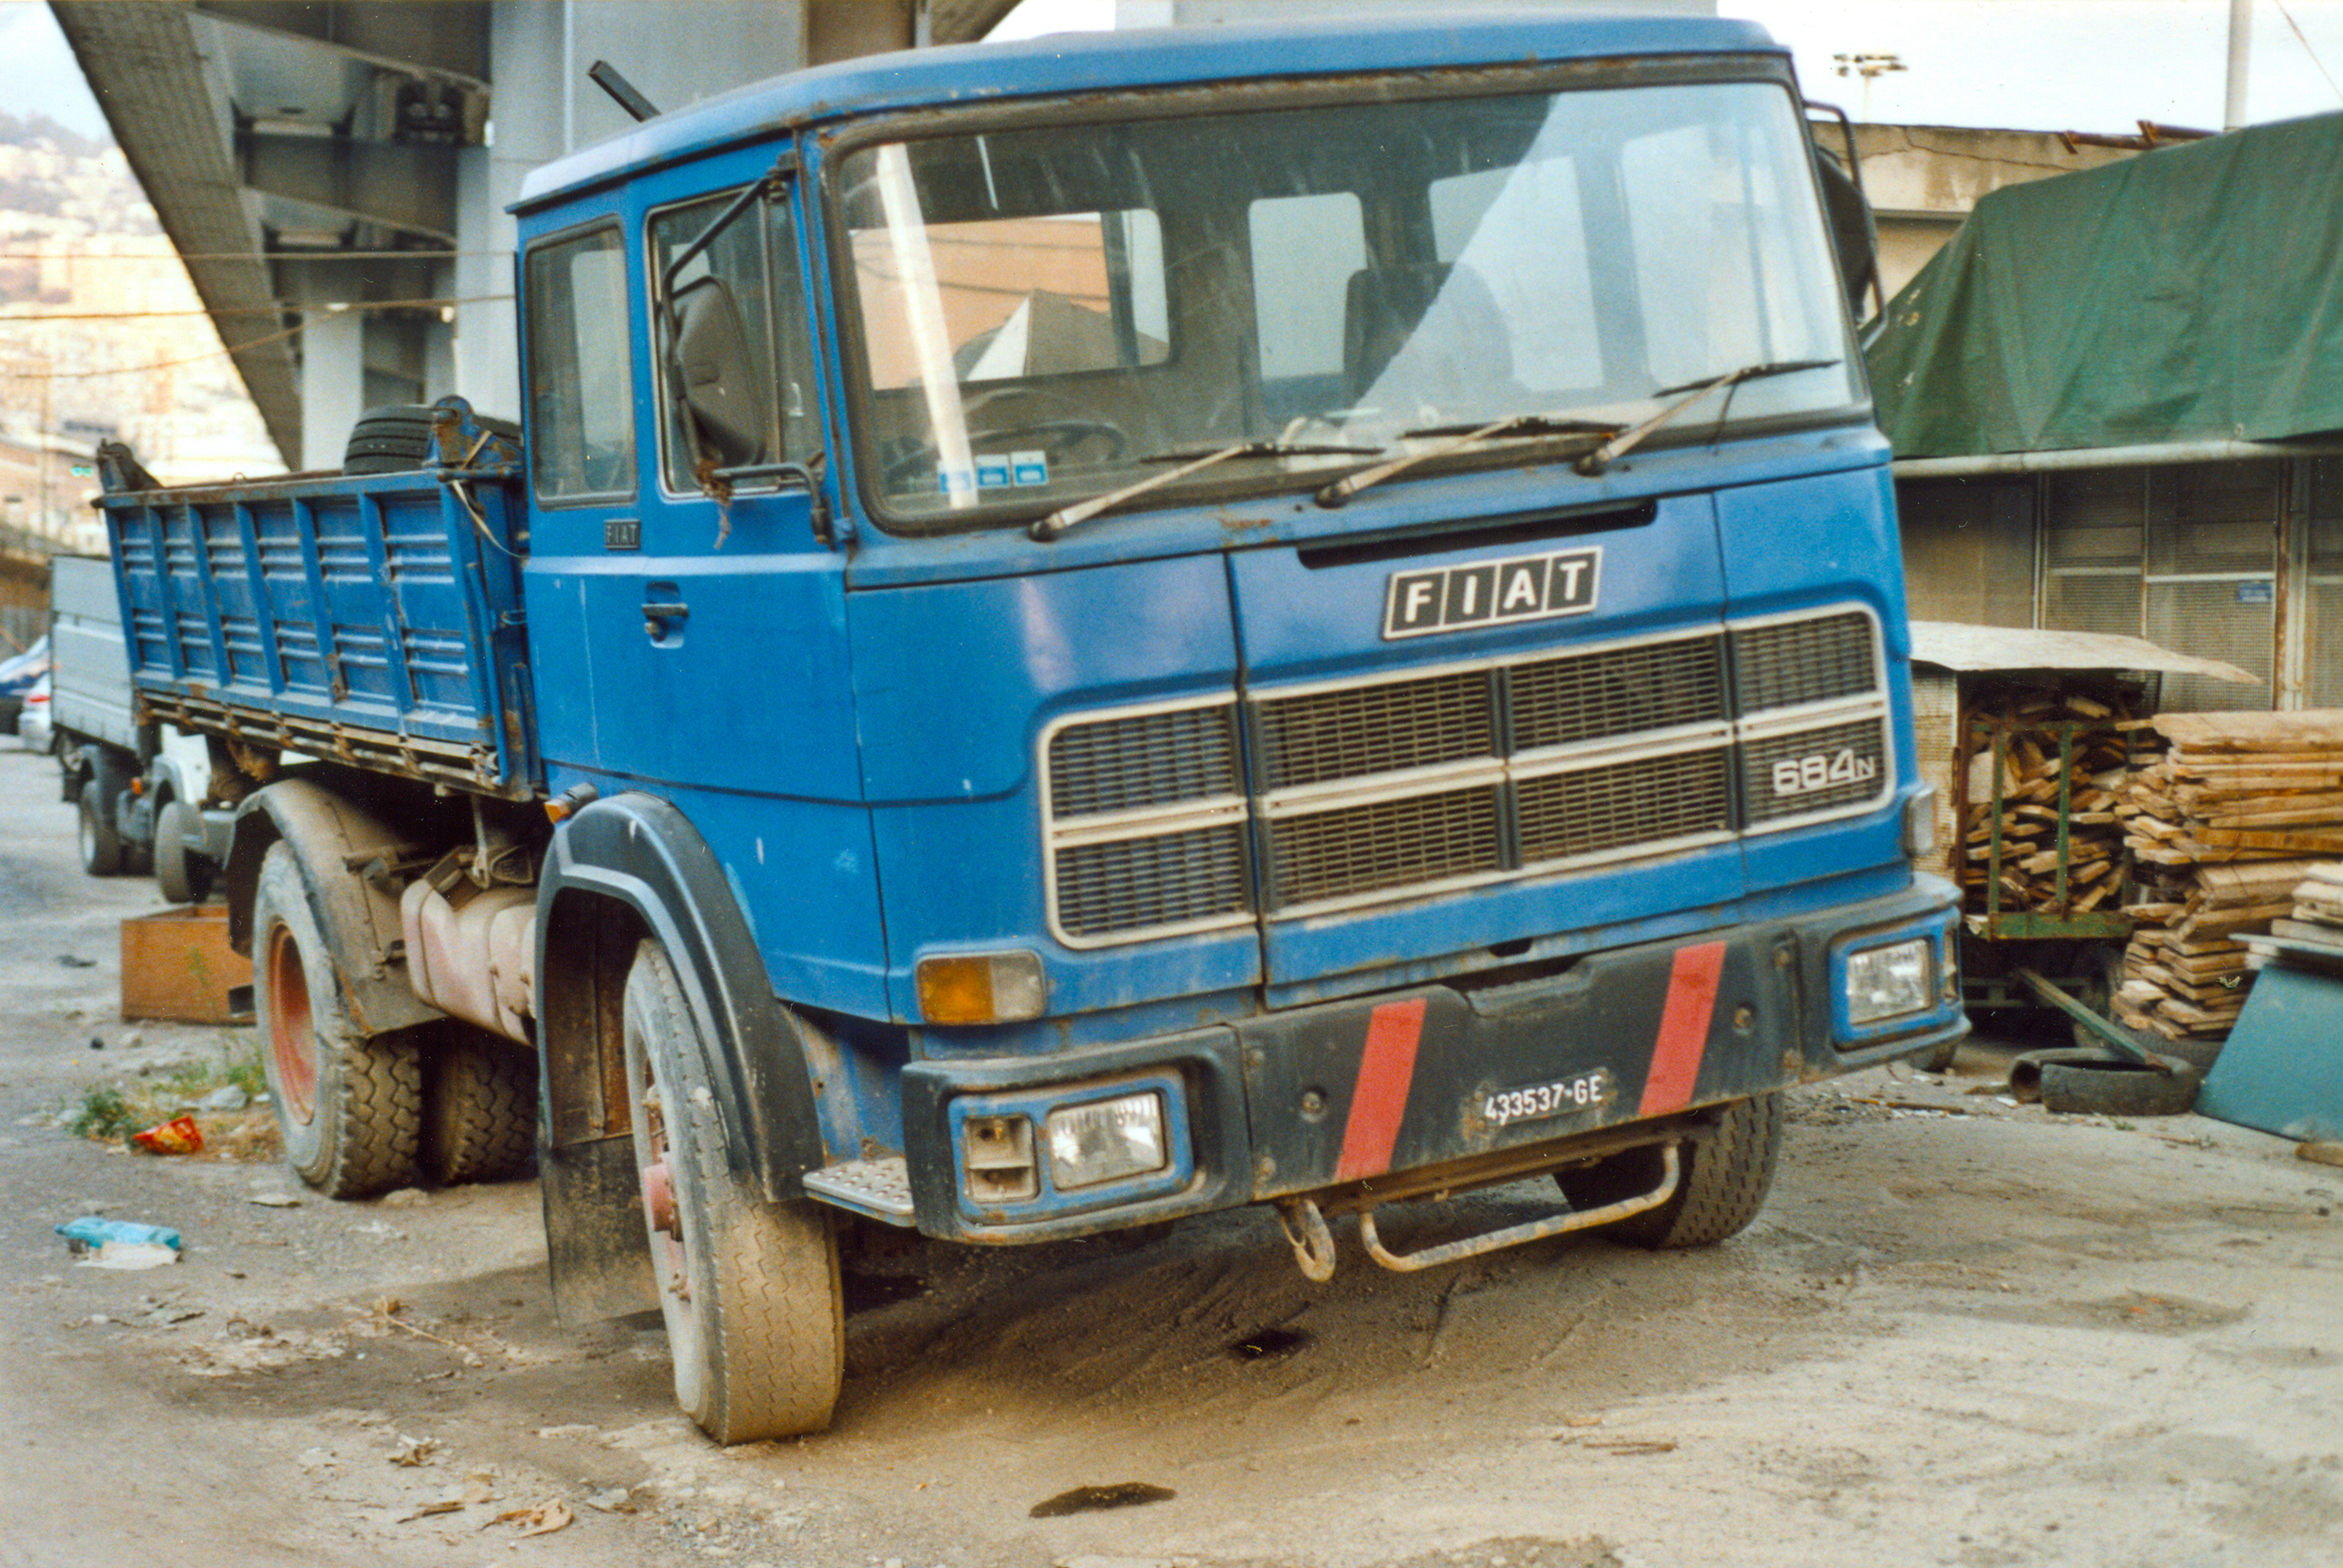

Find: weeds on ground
<box><xmin>63</xmin><ymin>1041</ymin><xmax>282</xmax><ymax>1161</ymax></box>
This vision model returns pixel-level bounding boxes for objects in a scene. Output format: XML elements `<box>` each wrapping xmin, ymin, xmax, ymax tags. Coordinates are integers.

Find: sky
<box><xmin>6</xmin><ymin>0</ymin><xmax>2343</xmax><ymax>144</ymax></box>
<box><xmin>988</xmin><ymin>0</ymin><xmax>2343</xmax><ymax>134</ymax></box>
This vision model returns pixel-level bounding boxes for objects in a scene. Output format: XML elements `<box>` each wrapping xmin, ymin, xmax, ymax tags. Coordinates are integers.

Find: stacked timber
<box><xmin>2260</xmin><ymin>862</ymin><xmax>2343</xmax><ymax>959</ymax></box>
<box><xmin>2113</xmin><ymin>710</ymin><xmax>2343</xmax><ymax>1042</ymax></box>
<box><xmin>1957</xmin><ymin>688</ymin><xmax>2143</xmax><ymax>916</ymax></box>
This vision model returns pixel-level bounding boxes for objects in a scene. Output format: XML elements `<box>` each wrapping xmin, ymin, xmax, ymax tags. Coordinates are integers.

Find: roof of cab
<box><xmin>514</xmin><ymin>11</ymin><xmax>1782</xmax><ymax>213</ymax></box>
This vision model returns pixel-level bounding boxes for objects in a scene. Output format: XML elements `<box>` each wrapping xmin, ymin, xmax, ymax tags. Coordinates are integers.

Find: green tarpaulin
<box><xmin>1866</xmin><ymin>110</ymin><xmax>2343</xmax><ymax>459</ymax></box>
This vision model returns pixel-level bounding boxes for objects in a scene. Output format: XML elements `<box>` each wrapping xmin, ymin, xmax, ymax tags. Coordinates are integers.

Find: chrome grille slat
<box><xmin>1267</xmin><ymin>785</ymin><xmax>1503</xmax><ymax>908</ymax></box>
<box><xmin>1510</xmin><ymin>635</ymin><xmax>1726</xmax><ymax>751</ymax></box>
<box><xmin>1055</xmin><ymin>824</ymin><xmax>1251</xmax><ymax>938</ymax></box>
<box><xmin>1255</xmin><ymin>670</ymin><xmax>1493</xmax><ymax>789</ymax></box>
<box><xmin>1731</xmin><ymin>611</ymin><xmax>1876</xmax><ymax>713</ymax></box>
<box><xmin>1049</xmin><ymin>704</ymin><xmax>1237</xmax><ymax>818</ymax></box>
<box><xmin>1517</xmin><ymin>748</ymin><xmax>1734</xmax><ymax>864</ymax></box>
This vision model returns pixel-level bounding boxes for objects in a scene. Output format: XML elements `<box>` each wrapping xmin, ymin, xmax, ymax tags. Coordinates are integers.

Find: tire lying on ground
<box><xmin>1556</xmin><ymin>1092</ymin><xmax>1784</xmax><ymax>1249</ymax></box>
<box><xmin>2037</xmin><ymin>1055</ymin><xmax>2202</xmax><ymax>1117</ymax></box>
<box><xmin>343</xmin><ymin>404</ymin><xmax>521</xmax><ymax>475</ymax></box>
<box><xmin>252</xmin><ymin>841</ymin><xmax>422</xmax><ymax>1197</ymax></box>
<box><xmin>419</xmin><ymin>1028</ymin><xmax>538</xmax><ymax>1186</ymax></box>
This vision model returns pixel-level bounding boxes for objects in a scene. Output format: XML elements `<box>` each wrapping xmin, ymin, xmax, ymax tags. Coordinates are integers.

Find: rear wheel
<box><xmin>623</xmin><ymin>938</ymin><xmax>842</xmax><ymax>1443</ymax></box>
<box><xmin>420</xmin><ymin>1029</ymin><xmax>538</xmax><ymax>1185</ymax></box>
<box><xmin>252</xmin><ymin>842</ymin><xmax>421</xmax><ymax>1197</ymax></box>
<box><xmin>1557</xmin><ymin>1093</ymin><xmax>1784</xmax><ymax>1249</ymax></box>
<box><xmin>77</xmin><ymin>781</ymin><xmax>122</xmax><ymax>876</ymax></box>
<box><xmin>152</xmin><ymin>798</ymin><xmax>214</xmax><ymax>905</ymax></box>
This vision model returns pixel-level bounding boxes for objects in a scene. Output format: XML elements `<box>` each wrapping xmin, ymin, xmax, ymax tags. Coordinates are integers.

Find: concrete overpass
<box><xmin>50</xmin><ymin>1</ymin><xmax>1019</xmax><ymax>471</ymax></box>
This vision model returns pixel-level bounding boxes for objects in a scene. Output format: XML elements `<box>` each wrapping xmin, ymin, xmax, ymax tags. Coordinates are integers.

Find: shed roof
<box><xmin>1867</xmin><ymin>110</ymin><xmax>2343</xmax><ymax>460</ymax></box>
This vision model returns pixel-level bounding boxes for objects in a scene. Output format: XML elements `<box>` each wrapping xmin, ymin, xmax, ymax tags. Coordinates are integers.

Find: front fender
<box><xmin>538</xmin><ymin>793</ymin><xmax>829</xmax><ymax>1201</ymax></box>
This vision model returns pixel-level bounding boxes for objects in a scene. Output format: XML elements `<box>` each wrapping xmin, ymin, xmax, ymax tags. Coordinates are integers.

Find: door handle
<box><xmin>642</xmin><ymin>597</ymin><xmax>688</xmax><ymax>638</ymax></box>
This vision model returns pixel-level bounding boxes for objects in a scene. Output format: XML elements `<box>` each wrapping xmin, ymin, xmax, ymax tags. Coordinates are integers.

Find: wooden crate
<box><xmin>120</xmin><ymin>905</ymin><xmax>252</xmax><ymax>1025</ymax></box>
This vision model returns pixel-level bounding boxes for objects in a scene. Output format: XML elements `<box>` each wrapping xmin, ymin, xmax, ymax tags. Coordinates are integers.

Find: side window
<box><xmin>651</xmin><ymin>185</ymin><xmax>820</xmax><ymax>492</ymax></box>
<box><xmin>524</xmin><ymin>226</ymin><xmax>635</xmax><ymax>502</ymax></box>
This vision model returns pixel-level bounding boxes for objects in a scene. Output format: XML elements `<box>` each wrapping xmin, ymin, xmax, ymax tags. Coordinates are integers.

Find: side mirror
<box><xmin>1805</xmin><ymin>101</ymin><xmax>1882</xmax><ymax>327</ymax></box>
<box><xmin>672</xmin><ymin>275</ymin><xmax>768</xmax><ymax>467</ymax></box>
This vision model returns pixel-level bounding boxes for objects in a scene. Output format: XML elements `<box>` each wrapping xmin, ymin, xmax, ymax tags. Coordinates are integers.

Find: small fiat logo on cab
<box><xmin>1383</xmin><ymin>546</ymin><xmax>1601</xmax><ymax>640</ymax></box>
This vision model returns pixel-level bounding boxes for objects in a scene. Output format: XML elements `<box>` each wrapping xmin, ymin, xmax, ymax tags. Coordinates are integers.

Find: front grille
<box><xmin>1049</xmin><ymin>704</ymin><xmax>1238</xmax><ymax>818</ymax></box>
<box><xmin>1041</xmin><ymin>606</ymin><xmax>1889</xmax><ymax>943</ymax></box>
<box><xmin>1256</xmin><ymin>669</ymin><xmax>1492</xmax><ymax>789</ymax></box>
<box><xmin>1740</xmin><ymin>716</ymin><xmax>1891</xmax><ymax>824</ymax></box>
<box><xmin>1517</xmin><ymin>748</ymin><xmax>1733</xmax><ymax>864</ymax></box>
<box><xmin>1731</xmin><ymin>612</ymin><xmax>1876</xmax><ymax>712</ymax></box>
<box><xmin>1266</xmin><ymin>785</ymin><xmax>1503</xmax><ymax>907</ymax></box>
<box><xmin>1055</xmin><ymin>824</ymin><xmax>1251</xmax><ymax>938</ymax></box>
<box><xmin>1511</xmin><ymin>635</ymin><xmax>1726</xmax><ymax>751</ymax></box>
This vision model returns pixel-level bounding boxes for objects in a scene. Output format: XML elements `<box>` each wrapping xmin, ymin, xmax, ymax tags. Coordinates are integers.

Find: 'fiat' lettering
<box><xmin>1384</xmin><ymin>546</ymin><xmax>1601</xmax><ymax>639</ymax></box>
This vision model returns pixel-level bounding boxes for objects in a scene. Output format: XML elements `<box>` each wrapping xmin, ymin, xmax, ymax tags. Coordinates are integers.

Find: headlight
<box><xmin>1846</xmin><ymin>938</ymin><xmax>1932</xmax><ymax>1025</ymax></box>
<box><xmin>1045</xmin><ymin>1092</ymin><xmax>1167</xmax><ymax>1191</ymax></box>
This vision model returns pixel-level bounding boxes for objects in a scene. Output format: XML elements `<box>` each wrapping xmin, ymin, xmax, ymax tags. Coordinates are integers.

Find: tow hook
<box><xmin>1275</xmin><ymin>1198</ymin><xmax>1337</xmax><ymax>1282</ymax></box>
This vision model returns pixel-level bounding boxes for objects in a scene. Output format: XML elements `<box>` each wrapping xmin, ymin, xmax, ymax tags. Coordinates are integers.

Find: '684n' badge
<box><xmin>1383</xmin><ymin>545</ymin><xmax>1600</xmax><ymax>640</ymax></box>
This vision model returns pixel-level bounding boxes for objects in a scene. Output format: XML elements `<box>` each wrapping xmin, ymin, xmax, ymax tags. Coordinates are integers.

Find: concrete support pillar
<box><xmin>300</xmin><ymin>309</ymin><xmax>366</xmax><ymax>472</ymax></box>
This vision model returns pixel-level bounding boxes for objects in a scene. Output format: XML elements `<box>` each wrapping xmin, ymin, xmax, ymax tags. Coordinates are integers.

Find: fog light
<box><xmin>1847</xmin><ymin>938</ymin><xmax>1932</xmax><ymax>1025</ymax></box>
<box><xmin>1045</xmin><ymin>1092</ymin><xmax>1167</xmax><ymax>1191</ymax></box>
<box><xmin>916</xmin><ymin>950</ymin><xmax>1047</xmax><ymax>1024</ymax></box>
<box><xmin>962</xmin><ymin>1114</ymin><xmax>1037</xmax><ymax>1204</ymax></box>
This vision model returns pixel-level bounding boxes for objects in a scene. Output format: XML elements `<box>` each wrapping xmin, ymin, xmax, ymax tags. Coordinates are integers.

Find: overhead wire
<box><xmin>2273</xmin><ymin>0</ymin><xmax>2343</xmax><ymax>107</ymax></box>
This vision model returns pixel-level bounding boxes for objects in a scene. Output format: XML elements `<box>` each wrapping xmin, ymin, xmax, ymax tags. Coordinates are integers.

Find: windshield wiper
<box><xmin>1572</xmin><ymin>359</ymin><xmax>1840</xmax><ymax>477</ymax></box>
<box><xmin>1029</xmin><ymin>437</ymin><xmax>1383</xmax><ymax>541</ymax></box>
<box><xmin>1315</xmin><ymin>412</ymin><xmax>1619</xmax><ymax>508</ymax></box>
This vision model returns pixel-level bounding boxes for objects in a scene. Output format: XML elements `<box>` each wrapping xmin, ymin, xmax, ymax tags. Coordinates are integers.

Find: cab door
<box><xmin>523</xmin><ymin>156</ymin><xmax>885</xmax><ymax>1018</ymax></box>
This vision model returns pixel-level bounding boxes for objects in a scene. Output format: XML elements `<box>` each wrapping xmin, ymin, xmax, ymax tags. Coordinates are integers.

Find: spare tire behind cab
<box><xmin>343</xmin><ymin>404</ymin><xmax>521</xmax><ymax>476</ymax></box>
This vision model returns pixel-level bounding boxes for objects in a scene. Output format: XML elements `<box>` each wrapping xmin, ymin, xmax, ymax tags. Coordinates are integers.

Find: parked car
<box><xmin>0</xmin><ymin>635</ymin><xmax>48</xmax><ymax>733</ymax></box>
<box><xmin>15</xmin><ymin>672</ymin><xmax>50</xmax><ymax>752</ymax></box>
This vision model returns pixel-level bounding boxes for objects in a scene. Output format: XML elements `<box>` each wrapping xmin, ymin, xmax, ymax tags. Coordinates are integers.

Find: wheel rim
<box><xmin>265</xmin><ymin>922</ymin><xmax>320</xmax><ymax>1124</ymax></box>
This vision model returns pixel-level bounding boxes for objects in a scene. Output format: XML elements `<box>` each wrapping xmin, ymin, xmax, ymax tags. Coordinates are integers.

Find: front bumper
<box><xmin>900</xmin><ymin>876</ymin><xmax>1963</xmax><ymax>1241</ymax></box>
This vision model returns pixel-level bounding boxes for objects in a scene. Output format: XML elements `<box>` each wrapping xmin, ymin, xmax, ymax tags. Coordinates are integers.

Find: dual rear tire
<box><xmin>253</xmin><ymin>842</ymin><xmax>537</xmax><ymax>1196</ymax></box>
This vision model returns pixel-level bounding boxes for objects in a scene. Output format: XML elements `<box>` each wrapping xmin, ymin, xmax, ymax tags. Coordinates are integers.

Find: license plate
<box><xmin>1483</xmin><ymin>1069</ymin><xmax>1616</xmax><ymax>1129</ymax></box>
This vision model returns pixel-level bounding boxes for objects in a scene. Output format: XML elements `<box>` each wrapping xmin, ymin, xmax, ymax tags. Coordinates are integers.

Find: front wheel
<box><xmin>1556</xmin><ymin>1092</ymin><xmax>1784</xmax><ymax>1249</ymax></box>
<box><xmin>252</xmin><ymin>842</ymin><xmax>421</xmax><ymax>1197</ymax></box>
<box><xmin>623</xmin><ymin>938</ymin><xmax>842</xmax><ymax>1443</ymax></box>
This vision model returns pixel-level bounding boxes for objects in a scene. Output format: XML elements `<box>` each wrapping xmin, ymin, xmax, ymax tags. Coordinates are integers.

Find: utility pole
<box><xmin>2225</xmin><ymin>0</ymin><xmax>2252</xmax><ymax>130</ymax></box>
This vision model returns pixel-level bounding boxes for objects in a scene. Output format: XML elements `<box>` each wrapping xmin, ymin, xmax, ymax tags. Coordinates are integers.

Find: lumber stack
<box><xmin>1957</xmin><ymin>688</ymin><xmax>2141</xmax><ymax>915</ymax></box>
<box><xmin>2262</xmin><ymin>862</ymin><xmax>2343</xmax><ymax>958</ymax></box>
<box><xmin>2113</xmin><ymin>710</ymin><xmax>2343</xmax><ymax>1043</ymax></box>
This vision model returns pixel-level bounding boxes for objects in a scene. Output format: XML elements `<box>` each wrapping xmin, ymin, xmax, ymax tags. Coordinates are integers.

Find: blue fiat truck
<box><xmin>96</xmin><ymin>14</ymin><xmax>1963</xmax><ymax>1443</ymax></box>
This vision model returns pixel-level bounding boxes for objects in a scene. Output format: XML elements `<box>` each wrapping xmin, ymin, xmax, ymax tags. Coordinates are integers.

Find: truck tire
<box><xmin>344</xmin><ymin>404</ymin><xmax>520</xmax><ymax>475</ymax></box>
<box><xmin>420</xmin><ymin>1030</ymin><xmax>538</xmax><ymax>1185</ymax></box>
<box><xmin>152</xmin><ymin>798</ymin><xmax>214</xmax><ymax>905</ymax></box>
<box><xmin>1557</xmin><ymin>1092</ymin><xmax>1784</xmax><ymax>1249</ymax></box>
<box><xmin>252</xmin><ymin>842</ymin><xmax>421</xmax><ymax>1198</ymax></box>
<box><xmin>623</xmin><ymin>938</ymin><xmax>842</xmax><ymax>1443</ymax></box>
<box><xmin>77</xmin><ymin>780</ymin><xmax>123</xmax><ymax>876</ymax></box>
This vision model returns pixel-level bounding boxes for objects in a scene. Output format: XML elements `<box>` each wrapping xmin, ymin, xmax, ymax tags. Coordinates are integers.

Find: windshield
<box><xmin>832</xmin><ymin>76</ymin><xmax>1860</xmax><ymax>531</ymax></box>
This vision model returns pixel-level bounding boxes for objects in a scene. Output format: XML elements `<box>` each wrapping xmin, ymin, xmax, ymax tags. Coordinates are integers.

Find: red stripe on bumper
<box><xmin>1639</xmin><ymin>941</ymin><xmax>1726</xmax><ymax>1117</ymax></box>
<box><xmin>1334</xmin><ymin>997</ymin><xmax>1428</xmax><ymax>1183</ymax></box>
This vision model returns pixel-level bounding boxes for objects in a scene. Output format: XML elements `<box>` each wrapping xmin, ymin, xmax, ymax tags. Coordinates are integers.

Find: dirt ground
<box><xmin>2</xmin><ymin>743</ymin><xmax>2339</xmax><ymax>1568</ymax></box>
